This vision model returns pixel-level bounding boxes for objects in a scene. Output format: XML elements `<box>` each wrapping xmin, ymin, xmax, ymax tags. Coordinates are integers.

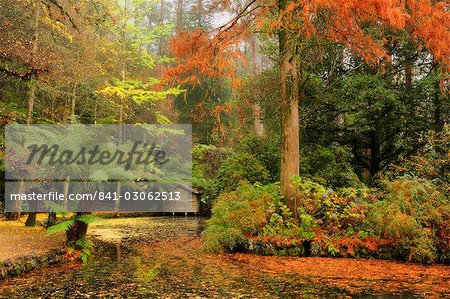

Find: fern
<box><xmin>77</xmin><ymin>214</ymin><xmax>103</xmax><ymax>225</ymax></box>
<box><xmin>47</xmin><ymin>219</ymin><xmax>75</xmax><ymax>235</ymax></box>
<box><xmin>44</xmin><ymin>200</ymin><xmax>69</xmax><ymax>214</ymax></box>
<box><xmin>46</xmin><ymin>214</ymin><xmax>102</xmax><ymax>235</ymax></box>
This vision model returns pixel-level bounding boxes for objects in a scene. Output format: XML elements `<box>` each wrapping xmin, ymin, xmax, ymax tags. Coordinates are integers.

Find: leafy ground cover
<box><xmin>0</xmin><ymin>215</ymin><xmax>64</xmax><ymax>260</ymax></box>
<box><xmin>0</xmin><ymin>217</ymin><xmax>448</xmax><ymax>299</ymax></box>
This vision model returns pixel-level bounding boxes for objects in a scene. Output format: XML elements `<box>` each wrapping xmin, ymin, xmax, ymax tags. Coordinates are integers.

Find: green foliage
<box><xmin>98</xmin><ymin>79</ymin><xmax>182</xmax><ymax>123</ymax></box>
<box><xmin>174</xmin><ymin>81</ymin><xmax>232</xmax><ymax>144</ymax></box>
<box><xmin>300</xmin><ymin>144</ymin><xmax>360</xmax><ymax>188</ymax></box>
<box><xmin>237</xmin><ymin>135</ymin><xmax>281</xmax><ymax>181</ymax></box>
<box><xmin>239</xmin><ymin>70</ymin><xmax>281</xmax><ymax>134</ymax></box>
<box><xmin>192</xmin><ymin>144</ymin><xmax>231</xmax><ymax>183</ymax></box>
<box><xmin>47</xmin><ymin>214</ymin><xmax>103</xmax><ymax>235</ymax></box>
<box><xmin>76</xmin><ymin>238</ymin><xmax>95</xmax><ymax>263</ymax></box>
<box><xmin>388</xmin><ymin>126</ymin><xmax>450</xmax><ymax>193</ymax></box>
<box><xmin>47</xmin><ymin>214</ymin><xmax>102</xmax><ymax>262</ymax></box>
<box><xmin>46</xmin><ymin>219</ymin><xmax>75</xmax><ymax>235</ymax></box>
<box><xmin>214</xmin><ymin>152</ymin><xmax>270</xmax><ymax>195</ymax></box>
<box><xmin>192</xmin><ymin>144</ymin><xmax>231</xmax><ymax>203</ymax></box>
<box><xmin>292</xmin><ymin>177</ymin><xmax>371</xmax><ymax>228</ymax></box>
<box><xmin>204</xmin><ymin>175</ymin><xmax>449</xmax><ymax>263</ymax></box>
<box><xmin>202</xmin><ymin>182</ymin><xmax>279</xmax><ymax>252</ymax></box>
<box><xmin>99</xmin><ymin>79</ymin><xmax>182</xmax><ymax>105</ymax></box>
<box><xmin>261</xmin><ymin>201</ymin><xmax>316</xmax><ymax>247</ymax></box>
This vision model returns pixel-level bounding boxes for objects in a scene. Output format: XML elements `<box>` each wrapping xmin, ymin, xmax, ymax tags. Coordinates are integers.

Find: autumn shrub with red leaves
<box><xmin>372</xmin><ymin>127</ymin><xmax>450</xmax><ymax>263</ymax></box>
<box><xmin>202</xmin><ymin>182</ymin><xmax>279</xmax><ymax>253</ymax></box>
<box><xmin>203</xmin><ymin>177</ymin><xmax>376</xmax><ymax>257</ymax></box>
<box><xmin>203</xmin><ymin>128</ymin><xmax>450</xmax><ymax>263</ymax></box>
<box><xmin>368</xmin><ymin>178</ymin><xmax>449</xmax><ymax>263</ymax></box>
<box><xmin>204</xmin><ymin>174</ymin><xmax>448</xmax><ymax>263</ymax></box>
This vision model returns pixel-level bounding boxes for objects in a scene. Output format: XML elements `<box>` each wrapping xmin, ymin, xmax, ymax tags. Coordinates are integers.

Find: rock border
<box><xmin>0</xmin><ymin>248</ymin><xmax>68</xmax><ymax>280</ymax></box>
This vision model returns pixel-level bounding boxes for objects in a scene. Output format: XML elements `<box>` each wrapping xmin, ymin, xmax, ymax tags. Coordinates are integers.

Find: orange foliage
<box><xmin>164</xmin><ymin>27</ymin><xmax>246</xmax><ymax>86</ymax></box>
<box><xmin>164</xmin><ymin>0</ymin><xmax>449</xmax><ymax>140</ymax></box>
<box><xmin>165</xmin><ymin>0</ymin><xmax>449</xmax><ymax>86</ymax></box>
<box><xmin>145</xmin><ymin>235</ymin><xmax>450</xmax><ymax>298</ymax></box>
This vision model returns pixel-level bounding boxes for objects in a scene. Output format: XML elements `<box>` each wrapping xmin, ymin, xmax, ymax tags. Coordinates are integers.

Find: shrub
<box><xmin>237</xmin><ymin>135</ymin><xmax>281</xmax><ymax>181</ymax></box>
<box><xmin>202</xmin><ymin>182</ymin><xmax>279</xmax><ymax>252</ymax></box>
<box><xmin>203</xmin><ymin>176</ymin><xmax>448</xmax><ymax>263</ymax></box>
<box><xmin>291</xmin><ymin>177</ymin><xmax>370</xmax><ymax>230</ymax></box>
<box><xmin>192</xmin><ymin>144</ymin><xmax>231</xmax><ymax>181</ymax></box>
<box><xmin>299</xmin><ymin>144</ymin><xmax>360</xmax><ymax>188</ymax></box>
<box><xmin>214</xmin><ymin>152</ymin><xmax>270</xmax><ymax>195</ymax></box>
<box><xmin>367</xmin><ymin>178</ymin><xmax>448</xmax><ymax>263</ymax></box>
<box><xmin>288</xmin><ymin>177</ymin><xmax>378</xmax><ymax>257</ymax></box>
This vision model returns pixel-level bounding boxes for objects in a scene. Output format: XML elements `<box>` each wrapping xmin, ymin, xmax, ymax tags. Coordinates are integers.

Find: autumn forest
<box><xmin>0</xmin><ymin>0</ymin><xmax>449</xmax><ymax>298</ymax></box>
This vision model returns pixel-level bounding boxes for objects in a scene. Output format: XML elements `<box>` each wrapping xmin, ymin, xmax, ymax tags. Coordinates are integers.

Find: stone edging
<box><xmin>0</xmin><ymin>248</ymin><xmax>68</xmax><ymax>280</ymax></box>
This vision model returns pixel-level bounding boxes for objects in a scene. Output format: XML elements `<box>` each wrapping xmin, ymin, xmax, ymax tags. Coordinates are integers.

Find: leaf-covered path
<box><xmin>1</xmin><ymin>217</ymin><xmax>448</xmax><ymax>298</ymax></box>
<box><xmin>0</xmin><ymin>217</ymin><xmax>64</xmax><ymax>261</ymax></box>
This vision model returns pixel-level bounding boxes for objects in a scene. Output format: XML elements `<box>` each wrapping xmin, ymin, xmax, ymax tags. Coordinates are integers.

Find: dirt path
<box><xmin>0</xmin><ymin>218</ymin><xmax>64</xmax><ymax>261</ymax></box>
<box><xmin>0</xmin><ymin>217</ymin><xmax>448</xmax><ymax>298</ymax></box>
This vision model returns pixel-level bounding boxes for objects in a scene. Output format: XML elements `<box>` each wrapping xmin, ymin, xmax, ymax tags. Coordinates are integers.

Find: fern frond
<box><xmin>47</xmin><ymin>219</ymin><xmax>75</xmax><ymax>235</ymax></box>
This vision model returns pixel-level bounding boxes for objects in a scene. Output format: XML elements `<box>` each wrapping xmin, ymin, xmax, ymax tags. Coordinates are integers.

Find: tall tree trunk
<box><xmin>7</xmin><ymin>180</ymin><xmax>25</xmax><ymax>221</ymax></box>
<box><xmin>250</xmin><ymin>34</ymin><xmax>264</xmax><ymax>136</ymax></box>
<box><xmin>71</xmin><ymin>83</ymin><xmax>77</xmax><ymax>124</ymax></box>
<box><xmin>46</xmin><ymin>212</ymin><xmax>57</xmax><ymax>228</ymax></box>
<box><xmin>252</xmin><ymin>104</ymin><xmax>264</xmax><ymax>136</ymax></box>
<box><xmin>279</xmin><ymin>0</ymin><xmax>300</xmax><ymax>219</ymax></box>
<box><xmin>433</xmin><ymin>78</ymin><xmax>443</xmax><ymax>132</ymax></box>
<box><xmin>25</xmin><ymin>1</ymin><xmax>40</xmax><ymax>226</ymax></box>
<box><xmin>159</xmin><ymin>0</ymin><xmax>164</xmax><ymax>56</ymax></box>
<box><xmin>196</xmin><ymin>0</ymin><xmax>204</xmax><ymax>27</ymax></box>
<box><xmin>176</xmin><ymin>0</ymin><xmax>184</xmax><ymax>33</ymax></box>
<box><xmin>24</xmin><ymin>209</ymin><xmax>37</xmax><ymax>226</ymax></box>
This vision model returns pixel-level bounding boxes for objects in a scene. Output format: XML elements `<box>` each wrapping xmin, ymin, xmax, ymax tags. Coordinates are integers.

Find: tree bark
<box><xmin>176</xmin><ymin>0</ymin><xmax>184</xmax><ymax>33</ymax></box>
<box><xmin>46</xmin><ymin>212</ymin><xmax>57</xmax><ymax>228</ymax></box>
<box><xmin>25</xmin><ymin>2</ymin><xmax>40</xmax><ymax>227</ymax></box>
<box><xmin>279</xmin><ymin>0</ymin><xmax>300</xmax><ymax>219</ymax></box>
<box><xmin>24</xmin><ymin>211</ymin><xmax>37</xmax><ymax>226</ymax></box>
<box><xmin>252</xmin><ymin>104</ymin><xmax>264</xmax><ymax>136</ymax></box>
<box><xmin>250</xmin><ymin>34</ymin><xmax>264</xmax><ymax>136</ymax></box>
<box><xmin>66</xmin><ymin>212</ymin><xmax>88</xmax><ymax>247</ymax></box>
<box><xmin>433</xmin><ymin>78</ymin><xmax>443</xmax><ymax>132</ymax></box>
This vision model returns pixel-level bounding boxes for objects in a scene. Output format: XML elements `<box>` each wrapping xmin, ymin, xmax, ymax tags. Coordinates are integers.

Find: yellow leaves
<box><xmin>42</xmin><ymin>16</ymin><xmax>73</xmax><ymax>43</ymax></box>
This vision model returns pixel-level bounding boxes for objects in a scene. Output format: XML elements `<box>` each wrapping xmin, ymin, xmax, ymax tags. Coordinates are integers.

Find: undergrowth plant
<box><xmin>47</xmin><ymin>214</ymin><xmax>102</xmax><ymax>262</ymax></box>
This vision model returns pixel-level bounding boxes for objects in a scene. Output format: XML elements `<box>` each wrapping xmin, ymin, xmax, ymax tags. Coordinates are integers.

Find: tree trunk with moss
<box><xmin>279</xmin><ymin>0</ymin><xmax>300</xmax><ymax>219</ymax></box>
